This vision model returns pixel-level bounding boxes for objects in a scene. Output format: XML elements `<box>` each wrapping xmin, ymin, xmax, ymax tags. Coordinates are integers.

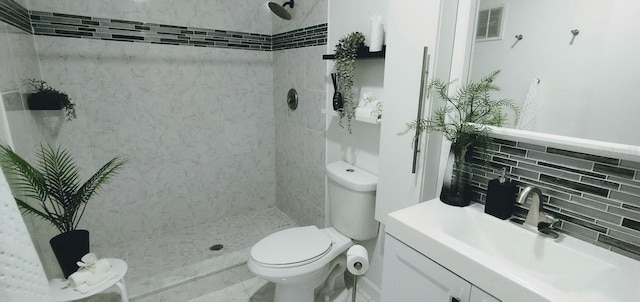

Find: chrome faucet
<box><xmin>516</xmin><ymin>186</ymin><xmax>560</xmax><ymax>239</ymax></box>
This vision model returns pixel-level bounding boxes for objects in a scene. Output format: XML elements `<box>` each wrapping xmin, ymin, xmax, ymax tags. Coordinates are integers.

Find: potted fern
<box><xmin>0</xmin><ymin>144</ymin><xmax>127</xmax><ymax>277</ymax></box>
<box><xmin>27</xmin><ymin>79</ymin><xmax>77</xmax><ymax>121</ymax></box>
<box><xmin>334</xmin><ymin>32</ymin><xmax>365</xmax><ymax>133</ymax></box>
<box><xmin>400</xmin><ymin>70</ymin><xmax>518</xmax><ymax>206</ymax></box>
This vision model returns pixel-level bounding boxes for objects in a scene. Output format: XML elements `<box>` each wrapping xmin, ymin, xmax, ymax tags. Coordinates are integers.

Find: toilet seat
<box><xmin>250</xmin><ymin>226</ymin><xmax>333</xmax><ymax>268</ymax></box>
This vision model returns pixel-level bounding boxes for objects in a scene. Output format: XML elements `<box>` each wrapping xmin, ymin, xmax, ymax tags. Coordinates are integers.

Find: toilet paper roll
<box><xmin>346</xmin><ymin>245</ymin><xmax>369</xmax><ymax>275</ymax></box>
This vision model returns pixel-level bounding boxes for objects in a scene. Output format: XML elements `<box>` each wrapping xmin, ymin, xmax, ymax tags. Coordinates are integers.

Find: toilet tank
<box><xmin>327</xmin><ymin>161</ymin><xmax>379</xmax><ymax>241</ymax></box>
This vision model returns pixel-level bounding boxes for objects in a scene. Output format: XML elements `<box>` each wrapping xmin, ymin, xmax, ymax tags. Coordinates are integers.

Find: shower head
<box><xmin>268</xmin><ymin>0</ymin><xmax>294</xmax><ymax>20</ymax></box>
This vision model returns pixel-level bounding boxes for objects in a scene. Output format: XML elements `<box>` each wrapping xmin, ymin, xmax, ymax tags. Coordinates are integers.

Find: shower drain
<box><xmin>209</xmin><ymin>244</ymin><xmax>224</xmax><ymax>251</ymax></box>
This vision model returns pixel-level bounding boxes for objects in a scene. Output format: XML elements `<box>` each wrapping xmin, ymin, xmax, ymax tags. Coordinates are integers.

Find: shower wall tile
<box><xmin>0</xmin><ymin>23</ymin><xmax>19</xmax><ymax>93</ymax></box>
<box><xmin>3</xmin><ymin>1</ymin><xmax>329</xmax><ymax>53</ymax></box>
<box><xmin>28</xmin><ymin>0</ymin><xmax>272</xmax><ymax>35</ymax></box>
<box><xmin>33</xmin><ymin>35</ymin><xmax>276</xmax><ymax>248</ymax></box>
<box><xmin>2</xmin><ymin>0</ymin><xmax>327</xmax><ymax>277</ymax></box>
<box><xmin>272</xmin><ymin>23</ymin><xmax>327</xmax><ymax>51</ymax></box>
<box><xmin>29</xmin><ymin>9</ymin><xmax>328</xmax><ymax>52</ymax></box>
<box><xmin>0</xmin><ymin>0</ymin><xmax>30</xmax><ymax>33</ymax></box>
<box><xmin>272</xmin><ymin>0</ymin><xmax>328</xmax><ymax>35</ymax></box>
<box><xmin>30</xmin><ymin>10</ymin><xmax>272</xmax><ymax>51</ymax></box>
<box><xmin>273</xmin><ymin>43</ymin><xmax>327</xmax><ymax>227</ymax></box>
<box><xmin>305</xmin><ymin>89</ymin><xmax>327</xmax><ymax>132</ymax></box>
<box><xmin>467</xmin><ymin>139</ymin><xmax>640</xmax><ymax>261</ymax></box>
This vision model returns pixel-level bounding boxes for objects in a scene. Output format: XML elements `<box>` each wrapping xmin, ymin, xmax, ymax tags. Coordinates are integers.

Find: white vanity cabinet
<box><xmin>381</xmin><ymin>235</ymin><xmax>500</xmax><ymax>302</ymax></box>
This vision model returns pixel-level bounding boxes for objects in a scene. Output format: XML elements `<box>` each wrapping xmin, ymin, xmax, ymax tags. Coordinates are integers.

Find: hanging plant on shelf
<box><xmin>399</xmin><ymin>70</ymin><xmax>519</xmax><ymax>206</ymax></box>
<box><xmin>26</xmin><ymin>79</ymin><xmax>77</xmax><ymax>121</ymax></box>
<box><xmin>334</xmin><ymin>32</ymin><xmax>365</xmax><ymax>134</ymax></box>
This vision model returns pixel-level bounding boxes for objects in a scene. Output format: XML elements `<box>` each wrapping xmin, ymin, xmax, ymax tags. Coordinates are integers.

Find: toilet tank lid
<box><xmin>326</xmin><ymin>161</ymin><xmax>377</xmax><ymax>192</ymax></box>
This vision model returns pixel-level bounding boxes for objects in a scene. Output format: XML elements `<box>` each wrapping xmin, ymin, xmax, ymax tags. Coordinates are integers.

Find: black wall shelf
<box><xmin>323</xmin><ymin>45</ymin><xmax>386</xmax><ymax>60</ymax></box>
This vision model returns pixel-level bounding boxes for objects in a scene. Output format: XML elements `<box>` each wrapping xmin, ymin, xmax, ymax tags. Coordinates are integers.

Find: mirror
<box><xmin>467</xmin><ymin>0</ymin><xmax>640</xmax><ymax>147</ymax></box>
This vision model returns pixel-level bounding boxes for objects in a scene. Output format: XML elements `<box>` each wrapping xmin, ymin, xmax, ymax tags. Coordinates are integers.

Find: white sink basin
<box><xmin>385</xmin><ymin>199</ymin><xmax>640</xmax><ymax>301</ymax></box>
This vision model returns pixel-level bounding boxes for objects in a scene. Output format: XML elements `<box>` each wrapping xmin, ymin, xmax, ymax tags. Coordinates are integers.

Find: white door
<box><xmin>376</xmin><ymin>0</ymin><xmax>473</xmax><ymax>222</ymax></box>
<box><xmin>376</xmin><ymin>0</ymin><xmax>443</xmax><ymax>223</ymax></box>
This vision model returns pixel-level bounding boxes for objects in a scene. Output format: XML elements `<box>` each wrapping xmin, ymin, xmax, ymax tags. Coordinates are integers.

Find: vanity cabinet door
<box><xmin>381</xmin><ymin>235</ymin><xmax>472</xmax><ymax>302</ymax></box>
<box><xmin>470</xmin><ymin>286</ymin><xmax>501</xmax><ymax>302</ymax></box>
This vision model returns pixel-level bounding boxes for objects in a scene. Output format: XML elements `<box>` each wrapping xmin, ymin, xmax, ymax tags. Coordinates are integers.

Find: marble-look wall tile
<box><xmin>31</xmin><ymin>35</ymin><xmax>276</xmax><ymax>257</ymax></box>
<box><xmin>2</xmin><ymin>0</ymin><xmax>327</xmax><ymax>278</ymax></box>
<box><xmin>0</xmin><ymin>23</ymin><xmax>33</xmax><ymax>93</ymax></box>
<box><xmin>28</xmin><ymin>0</ymin><xmax>272</xmax><ymax>35</ymax></box>
<box><xmin>272</xmin><ymin>0</ymin><xmax>328</xmax><ymax>35</ymax></box>
<box><xmin>273</xmin><ymin>44</ymin><xmax>327</xmax><ymax>227</ymax></box>
<box><xmin>0</xmin><ymin>17</ymin><xmax>56</xmax><ymax>277</ymax></box>
<box><xmin>0</xmin><ymin>25</ymin><xmax>18</xmax><ymax>93</ymax></box>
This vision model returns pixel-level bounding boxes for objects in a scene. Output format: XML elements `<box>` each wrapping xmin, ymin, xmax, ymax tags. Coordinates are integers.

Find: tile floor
<box><xmin>93</xmin><ymin>207</ymin><xmax>296</xmax><ymax>298</ymax></box>
<box><xmin>189</xmin><ymin>276</ymin><xmax>375</xmax><ymax>302</ymax></box>
<box><xmin>71</xmin><ymin>207</ymin><xmax>376</xmax><ymax>302</ymax></box>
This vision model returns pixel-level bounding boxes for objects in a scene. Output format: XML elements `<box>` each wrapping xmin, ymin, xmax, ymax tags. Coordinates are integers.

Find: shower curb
<box><xmin>128</xmin><ymin>247</ymin><xmax>251</xmax><ymax>300</ymax></box>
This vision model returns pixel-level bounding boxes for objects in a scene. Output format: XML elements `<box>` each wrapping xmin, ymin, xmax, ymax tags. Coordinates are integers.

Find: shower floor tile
<box><xmin>92</xmin><ymin>207</ymin><xmax>296</xmax><ymax>297</ymax></box>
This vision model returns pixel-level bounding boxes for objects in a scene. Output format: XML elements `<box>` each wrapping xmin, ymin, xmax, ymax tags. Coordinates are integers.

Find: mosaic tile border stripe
<box><xmin>30</xmin><ymin>11</ymin><xmax>273</xmax><ymax>50</ymax></box>
<box><xmin>272</xmin><ymin>23</ymin><xmax>328</xmax><ymax>50</ymax></box>
<box><xmin>0</xmin><ymin>0</ymin><xmax>327</xmax><ymax>51</ymax></box>
<box><xmin>466</xmin><ymin>138</ymin><xmax>640</xmax><ymax>260</ymax></box>
<box><xmin>0</xmin><ymin>0</ymin><xmax>30</xmax><ymax>33</ymax></box>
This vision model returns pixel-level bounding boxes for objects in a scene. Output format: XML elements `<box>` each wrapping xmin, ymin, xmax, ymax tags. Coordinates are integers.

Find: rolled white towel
<box><xmin>355</xmin><ymin>107</ymin><xmax>381</xmax><ymax>119</ymax></box>
<box><xmin>68</xmin><ymin>269</ymin><xmax>92</xmax><ymax>287</ymax></box>
<box><xmin>91</xmin><ymin>259</ymin><xmax>111</xmax><ymax>273</ymax></box>
<box><xmin>375</xmin><ymin>101</ymin><xmax>382</xmax><ymax>112</ymax></box>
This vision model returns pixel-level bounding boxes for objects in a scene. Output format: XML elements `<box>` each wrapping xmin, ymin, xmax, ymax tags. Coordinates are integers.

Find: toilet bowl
<box><xmin>248</xmin><ymin>161</ymin><xmax>378</xmax><ymax>302</ymax></box>
<box><xmin>248</xmin><ymin>227</ymin><xmax>351</xmax><ymax>301</ymax></box>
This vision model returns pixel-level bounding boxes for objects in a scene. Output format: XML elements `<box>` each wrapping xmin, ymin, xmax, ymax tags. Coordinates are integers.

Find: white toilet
<box><xmin>248</xmin><ymin>161</ymin><xmax>378</xmax><ymax>302</ymax></box>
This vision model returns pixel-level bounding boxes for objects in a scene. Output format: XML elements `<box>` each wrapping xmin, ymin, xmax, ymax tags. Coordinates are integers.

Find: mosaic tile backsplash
<box><xmin>467</xmin><ymin>138</ymin><xmax>640</xmax><ymax>260</ymax></box>
<box><xmin>0</xmin><ymin>0</ymin><xmax>327</xmax><ymax>51</ymax></box>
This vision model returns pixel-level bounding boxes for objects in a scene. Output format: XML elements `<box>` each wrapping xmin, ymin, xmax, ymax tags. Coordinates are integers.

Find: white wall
<box><xmin>327</xmin><ymin>1</ymin><xmax>389</xmax><ymax>299</ymax></box>
<box><xmin>326</xmin><ymin>0</ymin><xmax>388</xmax><ymax>176</ymax></box>
<box><xmin>470</xmin><ymin>0</ymin><xmax>640</xmax><ymax>146</ymax></box>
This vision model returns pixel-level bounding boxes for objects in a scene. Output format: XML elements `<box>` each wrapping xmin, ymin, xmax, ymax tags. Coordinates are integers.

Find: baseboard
<box><xmin>358</xmin><ymin>276</ymin><xmax>381</xmax><ymax>302</ymax></box>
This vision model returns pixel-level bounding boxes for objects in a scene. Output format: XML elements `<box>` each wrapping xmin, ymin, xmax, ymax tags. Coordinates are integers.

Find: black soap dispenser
<box><xmin>484</xmin><ymin>168</ymin><xmax>517</xmax><ymax>219</ymax></box>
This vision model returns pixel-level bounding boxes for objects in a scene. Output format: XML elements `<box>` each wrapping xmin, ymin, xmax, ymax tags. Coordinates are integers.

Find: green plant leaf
<box><xmin>398</xmin><ymin>70</ymin><xmax>519</xmax><ymax>160</ymax></box>
<box><xmin>334</xmin><ymin>32</ymin><xmax>365</xmax><ymax>133</ymax></box>
<box><xmin>0</xmin><ymin>144</ymin><xmax>126</xmax><ymax>233</ymax></box>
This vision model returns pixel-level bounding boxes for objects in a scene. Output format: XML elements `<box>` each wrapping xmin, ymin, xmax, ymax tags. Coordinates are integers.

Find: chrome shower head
<box><xmin>268</xmin><ymin>0</ymin><xmax>294</xmax><ymax>20</ymax></box>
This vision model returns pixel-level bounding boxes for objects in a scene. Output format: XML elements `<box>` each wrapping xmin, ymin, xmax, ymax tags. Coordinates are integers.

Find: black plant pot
<box><xmin>49</xmin><ymin>230</ymin><xmax>90</xmax><ymax>278</ymax></box>
<box><xmin>27</xmin><ymin>93</ymin><xmax>65</xmax><ymax>110</ymax></box>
